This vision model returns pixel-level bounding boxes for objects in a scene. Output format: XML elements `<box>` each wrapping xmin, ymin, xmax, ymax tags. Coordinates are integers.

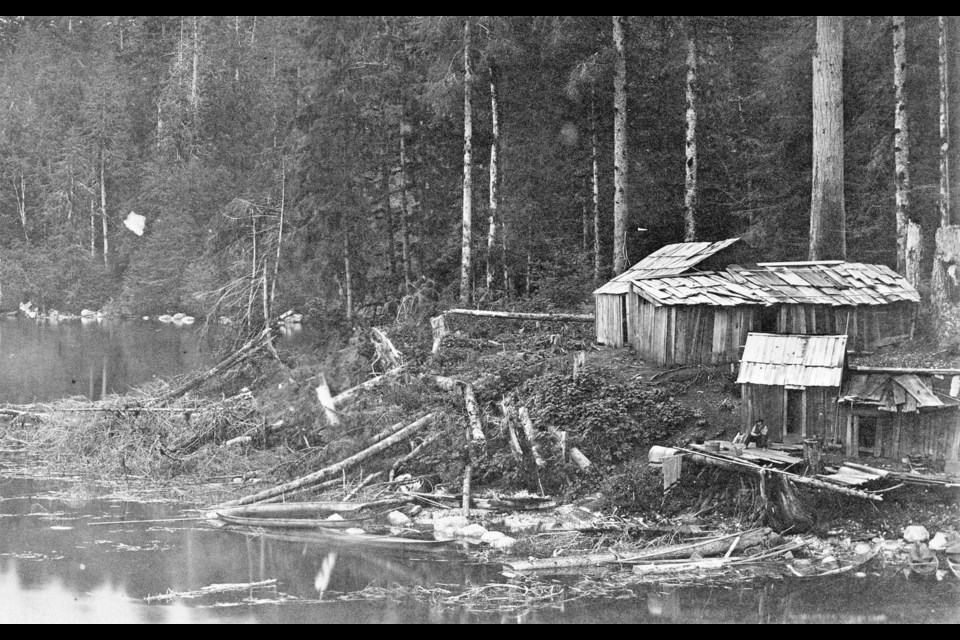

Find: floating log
<box><xmin>215</xmin><ymin>413</ymin><xmax>436</xmax><ymax>506</ymax></box>
<box><xmin>503</xmin><ymin>529</ymin><xmax>776</xmax><ymax>573</ymax></box>
<box><xmin>444</xmin><ymin>308</ymin><xmax>595</xmax><ymax>323</ymax></box>
<box><xmin>144</xmin><ymin>579</ymin><xmax>277</xmax><ymax>603</ymax></box>
<box><xmin>616</xmin><ymin>528</ymin><xmax>775</xmax><ymax>563</ymax></box>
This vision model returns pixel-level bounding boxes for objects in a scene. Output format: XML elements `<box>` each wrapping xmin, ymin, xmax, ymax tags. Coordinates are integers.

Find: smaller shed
<box><xmin>737</xmin><ymin>333</ymin><xmax>847</xmax><ymax>445</ymax></box>
<box><xmin>839</xmin><ymin>372</ymin><xmax>960</xmax><ymax>463</ymax></box>
<box><xmin>593</xmin><ymin>239</ymin><xmax>740</xmax><ymax>347</ymax></box>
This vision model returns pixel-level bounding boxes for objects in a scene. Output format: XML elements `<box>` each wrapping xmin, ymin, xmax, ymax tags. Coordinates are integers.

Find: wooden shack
<box><xmin>838</xmin><ymin>370</ymin><xmax>960</xmax><ymax>467</ymax></box>
<box><xmin>737</xmin><ymin>333</ymin><xmax>847</xmax><ymax>445</ymax></box>
<box><xmin>628</xmin><ymin>272</ymin><xmax>767</xmax><ymax>365</ymax></box>
<box><xmin>726</xmin><ymin>261</ymin><xmax>919</xmax><ymax>351</ymax></box>
<box><xmin>593</xmin><ymin>239</ymin><xmax>740</xmax><ymax>348</ymax></box>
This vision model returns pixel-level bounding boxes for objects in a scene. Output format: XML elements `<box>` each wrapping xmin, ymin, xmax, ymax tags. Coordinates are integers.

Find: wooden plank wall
<box><xmin>626</xmin><ymin>292</ymin><xmax>641</xmax><ymax>347</ymax></box>
<box><xmin>595</xmin><ymin>295</ymin><xmax>624</xmax><ymax>347</ymax></box>
<box><xmin>803</xmin><ymin>387</ymin><xmax>839</xmax><ymax>442</ymax></box>
<box><xmin>776</xmin><ymin>303</ymin><xmax>915</xmax><ymax>351</ymax></box>
<box><xmin>839</xmin><ymin>406</ymin><xmax>960</xmax><ymax>462</ymax></box>
<box><xmin>634</xmin><ymin>305</ymin><xmax>755</xmax><ymax>366</ymax></box>
<box><xmin>741</xmin><ymin>384</ymin><xmax>786</xmax><ymax>442</ymax></box>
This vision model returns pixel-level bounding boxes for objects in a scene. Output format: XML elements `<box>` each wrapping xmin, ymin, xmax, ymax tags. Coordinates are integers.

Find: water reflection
<box><xmin>0</xmin><ymin>316</ymin><xmax>218</xmax><ymax>403</ymax></box>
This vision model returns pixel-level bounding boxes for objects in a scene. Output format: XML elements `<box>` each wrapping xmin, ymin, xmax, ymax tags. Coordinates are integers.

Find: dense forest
<box><xmin>1</xmin><ymin>16</ymin><xmax>959</xmax><ymax>338</ymax></box>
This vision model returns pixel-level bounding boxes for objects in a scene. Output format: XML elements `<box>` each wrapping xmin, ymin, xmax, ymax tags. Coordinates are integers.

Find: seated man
<box><xmin>744</xmin><ymin>419</ymin><xmax>768</xmax><ymax>449</ymax></box>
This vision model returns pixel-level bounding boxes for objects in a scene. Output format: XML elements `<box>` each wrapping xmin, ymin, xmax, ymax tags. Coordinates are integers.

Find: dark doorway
<box><xmin>757</xmin><ymin>306</ymin><xmax>778</xmax><ymax>333</ymax></box>
<box><xmin>784</xmin><ymin>389</ymin><xmax>804</xmax><ymax>443</ymax></box>
<box><xmin>857</xmin><ymin>416</ymin><xmax>878</xmax><ymax>457</ymax></box>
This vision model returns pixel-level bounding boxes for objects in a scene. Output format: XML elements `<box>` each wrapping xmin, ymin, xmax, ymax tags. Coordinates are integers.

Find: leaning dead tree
<box><xmin>197</xmin><ymin>195</ymin><xmax>285</xmax><ymax>334</ymax></box>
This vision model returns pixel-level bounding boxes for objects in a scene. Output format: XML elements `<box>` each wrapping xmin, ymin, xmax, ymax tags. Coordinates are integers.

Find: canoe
<box><xmin>228</xmin><ymin>527</ymin><xmax>454</xmax><ymax>551</ymax></box>
<box><xmin>907</xmin><ymin>544</ymin><xmax>939</xmax><ymax>578</ymax></box>
<box><xmin>216</xmin><ymin>512</ymin><xmax>374</xmax><ymax>530</ymax></box>
<box><xmin>211</xmin><ymin>498</ymin><xmax>411</xmax><ymax>519</ymax></box>
<box><xmin>786</xmin><ymin>546</ymin><xmax>880</xmax><ymax>579</ymax></box>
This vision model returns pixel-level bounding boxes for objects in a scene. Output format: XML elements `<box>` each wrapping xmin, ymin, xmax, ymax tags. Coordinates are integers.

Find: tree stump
<box><xmin>803</xmin><ymin>438</ymin><xmax>823</xmax><ymax>476</ymax></box>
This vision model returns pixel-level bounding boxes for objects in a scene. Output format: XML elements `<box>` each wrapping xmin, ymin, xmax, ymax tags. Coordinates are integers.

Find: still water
<box><xmin>0</xmin><ymin>316</ymin><xmax>218</xmax><ymax>403</ymax></box>
<box><xmin>0</xmin><ymin>316</ymin><xmax>309</xmax><ymax>403</ymax></box>
<box><xmin>1</xmin><ymin>474</ymin><xmax>958</xmax><ymax>623</ymax></box>
<box><xmin>0</xmin><ymin>317</ymin><xmax>958</xmax><ymax>622</ymax></box>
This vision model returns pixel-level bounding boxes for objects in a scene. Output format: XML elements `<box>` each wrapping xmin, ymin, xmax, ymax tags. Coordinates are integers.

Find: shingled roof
<box><xmin>725</xmin><ymin>262</ymin><xmax>919</xmax><ymax>306</ymax></box>
<box><xmin>840</xmin><ymin>373</ymin><xmax>960</xmax><ymax>413</ymax></box>
<box><xmin>593</xmin><ymin>238</ymin><xmax>740</xmax><ymax>295</ymax></box>
<box><xmin>631</xmin><ymin>271</ymin><xmax>769</xmax><ymax>307</ymax></box>
<box><xmin>737</xmin><ymin>333</ymin><xmax>848</xmax><ymax>388</ymax></box>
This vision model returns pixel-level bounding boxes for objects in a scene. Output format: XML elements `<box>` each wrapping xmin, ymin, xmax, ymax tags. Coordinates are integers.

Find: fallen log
<box><xmin>214</xmin><ymin>412</ymin><xmax>436</xmax><ymax>506</ymax></box>
<box><xmin>677</xmin><ymin>447</ymin><xmax>882</xmax><ymax>501</ymax></box>
<box><xmin>616</xmin><ymin>528</ymin><xmax>774</xmax><ymax>563</ymax></box>
<box><xmin>144</xmin><ymin>579</ymin><xmax>277</xmax><ymax>603</ymax></box>
<box><xmin>444</xmin><ymin>308</ymin><xmax>595</xmax><ymax>323</ymax></box>
<box><xmin>147</xmin><ymin>326</ymin><xmax>276</xmax><ymax>407</ymax></box>
<box><xmin>519</xmin><ymin>407</ymin><xmax>545</xmax><ymax>467</ymax></box>
<box><xmin>315</xmin><ymin>373</ymin><xmax>340</xmax><ymax>426</ymax></box>
<box><xmin>389</xmin><ymin>432</ymin><xmax>443</xmax><ymax>482</ymax></box>
<box><xmin>502</xmin><ymin>529</ymin><xmax>775</xmax><ymax>573</ymax></box>
<box><xmin>433</xmin><ymin>376</ymin><xmax>485</xmax><ymax>444</ymax></box>
<box><xmin>331</xmin><ymin>366</ymin><xmax>406</xmax><ymax>409</ymax></box>
<box><xmin>546</xmin><ymin>425</ymin><xmax>591</xmax><ymax>470</ymax></box>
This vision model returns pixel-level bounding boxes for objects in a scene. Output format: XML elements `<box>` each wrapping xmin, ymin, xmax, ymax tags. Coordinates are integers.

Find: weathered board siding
<box><xmin>777</xmin><ymin>302</ymin><xmax>914</xmax><ymax>351</ymax></box>
<box><xmin>741</xmin><ymin>384</ymin><xmax>839</xmax><ymax>445</ymax></box>
<box><xmin>596</xmin><ymin>294</ymin><xmax>626</xmax><ymax>347</ymax></box>
<box><xmin>840</xmin><ymin>405</ymin><xmax>960</xmax><ymax>462</ymax></box>
<box><xmin>632</xmin><ymin>302</ymin><xmax>755</xmax><ymax>366</ymax></box>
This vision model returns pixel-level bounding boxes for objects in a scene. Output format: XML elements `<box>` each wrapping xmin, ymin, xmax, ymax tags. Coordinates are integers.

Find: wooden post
<box><xmin>430</xmin><ymin>315</ymin><xmax>447</xmax><ymax>353</ymax></box>
<box><xmin>803</xmin><ymin>438</ymin><xmax>823</xmax><ymax>476</ymax></box>
<box><xmin>573</xmin><ymin>350</ymin><xmax>586</xmax><ymax>382</ymax></box>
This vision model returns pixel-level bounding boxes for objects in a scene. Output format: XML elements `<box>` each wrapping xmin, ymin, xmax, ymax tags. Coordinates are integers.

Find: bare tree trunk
<box><xmin>399</xmin><ymin>118</ymin><xmax>413</xmax><ymax>292</ymax></box>
<box><xmin>191</xmin><ymin>16</ymin><xmax>200</xmax><ymax>123</ymax></box>
<box><xmin>268</xmin><ymin>160</ymin><xmax>285</xmax><ymax>313</ymax></box>
<box><xmin>612</xmin><ymin>16</ymin><xmax>629</xmax><ymax>275</ymax></box>
<box><xmin>460</xmin><ymin>19</ymin><xmax>474</xmax><ymax>304</ymax></box>
<box><xmin>591</xmin><ymin>86</ymin><xmax>602</xmax><ymax>281</ymax></box>
<box><xmin>100</xmin><ymin>150</ymin><xmax>109</xmax><ymax>268</ymax></box>
<box><xmin>932</xmin><ymin>16</ymin><xmax>960</xmax><ymax>345</ymax></box>
<box><xmin>90</xmin><ymin>199</ymin><xmax>96</xmax><ymax>257</ymax></box>
<box><xmin>344</xmin><ymin>229</ymin><xmax>353</xmax><ymax>320</ymax></box>
<box><xmin>380</xmin><ymin>138</ymin><xmax>397</xmax><ymax>289</ymax></box>
<box><xmin>486</xmin><ymin>63</ymin><xmax>501</xmax><ymax>292</ymax></box>
<box><xmin>684</xmin><ymin>19</ymin><xmax>699</xmax><ymax>242</ymax></box>
<box><xmin>893</xmin><ymin>16</ymin><xmax>910</xmax><ymax>275</ymax></box>
<box><xmin>940</xmin><ymin>16</ymin><xmax>952</xmax><ymax>228</ymax></box>
<box><xmin>809</xmin><ymin>16</ymin><xmax>846</xmax><ymax>261</ymax></box>
<box><xmin>13</xmin><ymin>172</ymin><xmax>27</xmax><ymax>241</ymax></box>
